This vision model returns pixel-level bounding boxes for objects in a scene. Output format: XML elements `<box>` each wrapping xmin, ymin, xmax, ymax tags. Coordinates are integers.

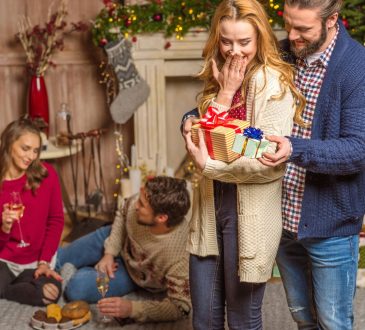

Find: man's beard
<box><xmin>290</xmin><ymin>21</ymin><xmax>327</xmax><ymax>58</ymax></box>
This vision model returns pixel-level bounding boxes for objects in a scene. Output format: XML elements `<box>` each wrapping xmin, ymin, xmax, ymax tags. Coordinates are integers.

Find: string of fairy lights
<box><xmin>113</xmin><ymin>129</ymin><xmax>129</xmax><ymax>199</ymax></box>
<box><xmin>91</xmin><ymin>0</ymin><xmax>289</xmax><ymax>47</ymax></box>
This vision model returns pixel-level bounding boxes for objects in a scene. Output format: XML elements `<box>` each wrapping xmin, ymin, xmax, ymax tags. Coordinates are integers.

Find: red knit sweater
<box><xmin>0</xmin><ymin>162</ymin><xmax>64</xmax><ymax>264</ymax></box>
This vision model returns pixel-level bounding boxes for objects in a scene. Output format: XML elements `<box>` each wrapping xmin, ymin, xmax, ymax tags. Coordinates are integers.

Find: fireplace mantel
<box><xmin>132</xmin><ymin>31</ymin><xmax>207</xmax><ymax>172</ymax></box>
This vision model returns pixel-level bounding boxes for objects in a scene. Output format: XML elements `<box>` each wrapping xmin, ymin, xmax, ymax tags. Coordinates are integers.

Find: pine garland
<box><xmin>92</xmin><ymin>0</ymin><xmax>219</xmax><ymax>46</ymax></box>
<box><xmin>92</xmin><ymin>0</ymin><xmax>365</xmax><ymax>47</ymax></box>
<box><xmin>341</xmin><ymin>0</ymin><xmax>365</xmax><ymax>45</ymax></box>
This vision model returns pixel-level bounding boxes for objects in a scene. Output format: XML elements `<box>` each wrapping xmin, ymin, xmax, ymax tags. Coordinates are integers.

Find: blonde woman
<box><xmin>182</xmin><ymin>0</ymin><xmax>305</xmax><ymax>328</ymax></box>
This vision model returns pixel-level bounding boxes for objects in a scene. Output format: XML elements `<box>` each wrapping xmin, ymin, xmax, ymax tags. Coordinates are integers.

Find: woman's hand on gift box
<box><xmin>183</xmin><ymin>116</ymin><xmax>200</xmax><ymax>142</ymax></box>
<box><xmin>258</xmin><ymin>135</ymin><xmax>291</xmax><ymax>167</ymax></box>
<box><xmin>185</xmin><ymin>128</ymin><xmax>208</xmax><ymax>171</ymax></box>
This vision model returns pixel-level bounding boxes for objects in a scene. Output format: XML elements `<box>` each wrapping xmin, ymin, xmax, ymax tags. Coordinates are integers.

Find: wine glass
<box><xmin>96</xmin><ymin>269</ymin><xmax>111</xmax><ymax>323</ymax></box>
<box><xmin>10</xmin><ymin>192</ymin><xmax>29</xmax><ymax>248</ymax></box>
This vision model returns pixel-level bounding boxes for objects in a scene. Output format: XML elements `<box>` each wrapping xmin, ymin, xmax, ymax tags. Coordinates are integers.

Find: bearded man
<box><xmin>259</xmin><ymin>0</ymin><xmax>365</xmax><ymax>329</ymax></box>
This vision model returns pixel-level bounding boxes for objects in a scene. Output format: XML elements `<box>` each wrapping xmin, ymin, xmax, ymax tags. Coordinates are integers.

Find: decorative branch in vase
<box><xmin>15</xmin><ymin>0</ymin><xmax>88</xmax><ymax>133</ymax></box>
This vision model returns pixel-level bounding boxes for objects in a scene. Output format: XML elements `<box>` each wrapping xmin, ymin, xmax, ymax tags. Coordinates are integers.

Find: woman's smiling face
<box><xmin>10</xmin><ymin>132</ymin><xmax>40</xmax><ymax>176</ymax></box>
<box><xmin>219</xmin><ymin>18</ymin><xmax>258</xmax><ymax>65</ymax></box>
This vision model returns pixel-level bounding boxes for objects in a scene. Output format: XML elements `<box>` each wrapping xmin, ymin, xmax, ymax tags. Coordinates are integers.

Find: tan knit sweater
<box><xmin>188</xmin><ymin>66</ymin><xmax>295</xmax><ymax>283</ymax></box>
<box><xmin>104</xmin><ymin>195</ymin><xmax>191</xmax><ymax>322</ymax></box>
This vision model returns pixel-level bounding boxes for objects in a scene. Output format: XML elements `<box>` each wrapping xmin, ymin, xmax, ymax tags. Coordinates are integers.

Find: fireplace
<box><xmin>132</xmin><ymin>32</ymin><xmax>206</xmax><ymax>173</ymax></box>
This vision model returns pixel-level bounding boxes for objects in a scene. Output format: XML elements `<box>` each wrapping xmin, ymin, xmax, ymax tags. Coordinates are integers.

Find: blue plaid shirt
<box><xmin>282</xmin><ymin>27</ymin><xmax>339</xmax><ymax>233</ymax></box>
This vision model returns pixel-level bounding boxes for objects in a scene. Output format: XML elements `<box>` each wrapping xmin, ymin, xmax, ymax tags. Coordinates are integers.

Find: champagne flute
<box><xmin>96</xmin><ymin>269</ymin><xmax>111</xmax><ymax>323</ymax></box>
<box><xmin>10</xmin><ymin>191</ymin><xmax>29</xmax><ymax>248</ymax></box>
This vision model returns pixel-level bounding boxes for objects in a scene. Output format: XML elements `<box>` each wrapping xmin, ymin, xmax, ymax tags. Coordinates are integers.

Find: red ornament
<box><xmin>342</xmin><ymin>19</ymin><xmax>349</xmax><ymax>29</ymax></box>
<box><xmin>132</xmin><ymin>36</ymin><xmax>137</xmax><ymax>43</ymax></box>
<box><xmin>125</xmin><ymin>19</ymin><xmax>132</xmax><ymax>27</ymax></box>
<box><xmin>103</xmin><ymin>0</ymin><xmax>115</xmax><ymax>9</ymax></box>
<box><xmin>100</xmin><ymin>38</ymin><xmax>108</xmax><ymax>46</ymax></box>
<box><xmin>152</xmin><ymin>13</ymin><xmax>163</xmax><ymax>22</ymax></box>
<box><xmin>146</xmin><ymin>175</ymin><xmax>156</xmax><ymax>181</ymax></box>
<box><xmin>277</xmin><ymin>11</ymin><xmax>283</xmax><ymax>17</ymax></box>
<box><xmin>164</xmin><ymin>41</ymin><xmax>171</xmax><ymax>49</ymax></box>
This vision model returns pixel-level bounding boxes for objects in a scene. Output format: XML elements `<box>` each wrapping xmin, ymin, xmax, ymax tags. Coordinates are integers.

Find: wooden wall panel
<box><xmin>0</xmin><ymin>0</ymin><xmax>133</xmax><ymax>212</ymax></box>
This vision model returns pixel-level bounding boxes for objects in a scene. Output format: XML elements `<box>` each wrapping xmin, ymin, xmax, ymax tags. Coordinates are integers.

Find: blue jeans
<box><xmin>56</xmin><ymin>226</ymin><xmax>138</xmax><ymax>303</ymax></box>
<box><xmin>190</xmin><ymin>181</ymin><xmax>266</xmax><ymax>330</ymax></box>
<box><xmin>276</xmin><ymin>229</ymin><xmax>359</xmax><ymax>330</ymax></box>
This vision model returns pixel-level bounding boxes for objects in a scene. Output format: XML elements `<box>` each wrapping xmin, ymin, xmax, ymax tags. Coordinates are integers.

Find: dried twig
<box><xmin>16</xmin><ymin>0</ymin><xmax>87</xmax><ymax>76</ymax></box>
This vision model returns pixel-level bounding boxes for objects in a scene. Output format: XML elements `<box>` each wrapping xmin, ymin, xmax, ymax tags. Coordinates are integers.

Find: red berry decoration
<box><xmin>342</xmin><ymin>19</ymin><xmax>349</xmax><ymax>29</ymax></box>
<box><xmin>152</xmin><ymin>13</ymin><xmax>163</xmax><ymax>22</ymax></box>
<box><xmin>100</xmin><ymin>38</ymin><xmax>108</xmax><ymax>46</ymax></box>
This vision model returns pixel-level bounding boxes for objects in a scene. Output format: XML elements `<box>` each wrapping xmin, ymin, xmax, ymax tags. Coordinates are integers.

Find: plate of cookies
<box><xmin>30</xmin><ymin>300</ymin><xmax>91</xmax><ymax>330</ymax></box>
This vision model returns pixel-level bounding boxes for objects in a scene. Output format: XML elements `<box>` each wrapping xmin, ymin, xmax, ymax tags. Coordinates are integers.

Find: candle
<box><xmin>121</xmin><ymin>178</ymin><xmax>132</xmax><ymax>198</ymax></box>
<box><xmin>129</xmin><ymin>168</ymin><xmax>141</xmax><ymax>195</ymax></box>
<box><xmin>165</xmin><ymin>167</ymin><xmax>174</xmax><ymax>177</ymax></box>
<box><xmin>131</xmin><ymin>144</ymin><xmax>137</xmax><ymax>168</ymax></box>
<box><xmin>155</xmin><ymin>153</ymin><xmax>161</xmax><ymax>176</ymax></box>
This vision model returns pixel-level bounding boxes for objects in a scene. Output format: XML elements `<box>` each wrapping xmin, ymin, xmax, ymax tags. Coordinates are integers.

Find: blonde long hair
<box><xmin>197</xmin><ymin>0</ymin><xmax>305</xmax><ymax>126</ymax></box>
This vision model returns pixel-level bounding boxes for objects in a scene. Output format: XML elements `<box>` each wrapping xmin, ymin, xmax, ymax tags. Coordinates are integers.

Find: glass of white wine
<box><xmin>96</xmin><ymin>269</ymin><xmax>111</xmax><ymax>323</ymax></box>
<box><xmin>10</xmin><ymin>191</ymin><xmax>29</xmax><ymax>248</ymax></box>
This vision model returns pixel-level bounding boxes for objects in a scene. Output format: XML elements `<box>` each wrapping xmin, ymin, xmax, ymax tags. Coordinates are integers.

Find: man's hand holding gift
<box><xmin>258</xmin><ymin>135</ymin><xmax>292</xmax><ymax>166</ymax></box>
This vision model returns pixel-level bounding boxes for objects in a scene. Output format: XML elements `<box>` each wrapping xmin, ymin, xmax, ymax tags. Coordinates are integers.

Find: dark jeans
<box><xmin>0</xmin><ymin>261</ymin><xmax>62</xmax><ymax>306</ymax></box>
<box><xmin>190</xmin><ymin>181</ymin><xmax>266</xmax><ymax>330</ymax></box>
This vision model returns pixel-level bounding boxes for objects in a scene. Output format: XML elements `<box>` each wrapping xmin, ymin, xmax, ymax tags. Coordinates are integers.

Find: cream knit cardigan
<box><xmin>188</xmin><ymin>66</ymin><xmax>295</xmax><ymax>283</ymax></box>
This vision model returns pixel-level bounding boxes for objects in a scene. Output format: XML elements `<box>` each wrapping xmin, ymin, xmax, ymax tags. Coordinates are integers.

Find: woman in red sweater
<box><xmin>0</xmin><ymin>117</ymin><xmax>64</xmax><ymax>306</ymax></box>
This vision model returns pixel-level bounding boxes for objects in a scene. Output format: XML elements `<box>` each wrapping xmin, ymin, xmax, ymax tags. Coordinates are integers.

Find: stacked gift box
<box><xmin>231</xmin><ymin>126</ymin><xmax>270</xmax><ymax>159</ymax></box>
<box><xmin>191</xmin><ymin>106</ymin><xmax>249</xmax><ymax>163</ymax></box>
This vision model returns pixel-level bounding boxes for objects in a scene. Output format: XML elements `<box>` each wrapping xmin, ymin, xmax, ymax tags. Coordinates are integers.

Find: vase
<box><xmin>28</xmin><ymin>75</ymin><xmax>49</xmax><ymax>136</ymax></box>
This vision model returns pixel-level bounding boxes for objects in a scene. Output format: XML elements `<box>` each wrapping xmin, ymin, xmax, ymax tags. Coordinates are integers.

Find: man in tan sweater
<box><xmin>56</xmin><ymin>176</ymin><xmax>191</xmax><ymax>323</ymax></box>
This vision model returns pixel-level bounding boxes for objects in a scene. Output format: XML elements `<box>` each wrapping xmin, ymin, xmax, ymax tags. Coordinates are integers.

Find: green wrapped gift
<box><xmin>232</xmin><ymin>127</ymin><xmax>269</xmax><ymax>159</ymax></box>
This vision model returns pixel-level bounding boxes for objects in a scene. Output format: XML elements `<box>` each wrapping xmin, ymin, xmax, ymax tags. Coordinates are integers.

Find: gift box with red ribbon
<box><xmin>191</xmin><ymin>106</ymin><xmax>249</xmax><ymax>163</ymax></box>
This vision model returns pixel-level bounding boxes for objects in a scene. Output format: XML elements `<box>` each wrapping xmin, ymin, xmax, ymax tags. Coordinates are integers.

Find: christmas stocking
<box><xmin>105</xmin><ymin>37</ymin><xmax>150</xmax><ymax>124</ymax></box>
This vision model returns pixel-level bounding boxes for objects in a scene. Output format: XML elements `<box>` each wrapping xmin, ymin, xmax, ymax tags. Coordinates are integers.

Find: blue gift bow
<box><xmin>243</xmin><ymin>127</ymin><xmax>263</xmax><ymax>140</ymax></box>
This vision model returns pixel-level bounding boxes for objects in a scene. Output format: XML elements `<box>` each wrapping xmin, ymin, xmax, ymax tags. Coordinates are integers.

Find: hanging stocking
<box><xmin>105</xmin><ymin>37</ymin><xmax>150</xmax><ymax>124</ymax></box>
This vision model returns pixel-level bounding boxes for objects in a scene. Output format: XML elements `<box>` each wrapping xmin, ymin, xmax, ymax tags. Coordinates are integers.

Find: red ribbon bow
<box><xmin>200</xmin><ymin>106</ymin><xmax>231</xmax><ymax>128</ymax></box>
<box><xmin>199</xmin><ymin>106</ymin><xmax>242</xmax><ymax>159</ymax></box>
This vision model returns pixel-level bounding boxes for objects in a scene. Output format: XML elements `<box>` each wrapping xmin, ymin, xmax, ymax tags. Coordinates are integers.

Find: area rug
<box><xmin>1</xmin><ymin>282</ymin><xmax>364</xmax><ymax>330</ymax></box>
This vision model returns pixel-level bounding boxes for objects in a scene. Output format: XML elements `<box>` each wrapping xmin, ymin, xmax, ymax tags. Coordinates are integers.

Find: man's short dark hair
<box><xmin>145</xmin><ymin>176</ymin><xmax>190</xmax><ymax>227</ymax></box>
<box><xmin>285</xmin><ymin>0</ymin><xmax>343</xmax><ymax>20</ymax></box>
